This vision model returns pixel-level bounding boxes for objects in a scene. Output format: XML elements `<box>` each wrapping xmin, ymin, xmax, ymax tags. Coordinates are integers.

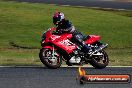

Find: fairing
<box><xmin>85</xmin><ymin>35</ymin><xmax>101</xmax><ymax>44</ymax></box>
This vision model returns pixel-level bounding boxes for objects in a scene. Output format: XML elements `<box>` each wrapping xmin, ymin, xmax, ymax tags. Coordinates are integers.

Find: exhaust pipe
<box><xmin>90</xmin><ymin>44</ymin><xmax>108</xmax><ymax>57</ymax></box>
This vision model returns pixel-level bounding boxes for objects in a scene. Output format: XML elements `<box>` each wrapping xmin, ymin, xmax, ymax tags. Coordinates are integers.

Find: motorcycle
<box><xmin>39</xmin><ymin>27</ymin><xmax>109</xmax><ymax>69</ymax></box>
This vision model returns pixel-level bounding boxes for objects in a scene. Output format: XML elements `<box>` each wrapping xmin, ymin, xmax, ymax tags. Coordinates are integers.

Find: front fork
<box><xmin>52</xmin><ymin>45</ymin><xmax>63</xmax><ymax>64</ymax></box>
<box><xmin>52</xmin><ymin>45</ymin><xmax>55</xmax><ymax>59</ymax></box>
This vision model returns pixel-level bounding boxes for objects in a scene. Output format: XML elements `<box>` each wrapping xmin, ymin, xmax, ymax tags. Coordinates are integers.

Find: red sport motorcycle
<box><xmin>39</xmin><ymin>27</ymin><xmax>109</xmax><ymax>69</ymax></box>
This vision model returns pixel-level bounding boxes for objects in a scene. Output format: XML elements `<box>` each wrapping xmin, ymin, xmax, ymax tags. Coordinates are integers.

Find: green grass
<box><xmin>0</xmin><ymin>0</ymin><xmax>132</xmax><ymax>66</ymax></box>
<box><xmin>0</xmin><ymin>49</ymin><xmax>42</xmax><ymax>66</ymax></box>
<box><xmin>107</xmin><ymin>49</ymin><xmax>132</xmax><ymax>66</ymax></box>
<box><xmin>0</xmin><ymin>48</ymin><xmax>132</xmax><ymax>66</ymax></box>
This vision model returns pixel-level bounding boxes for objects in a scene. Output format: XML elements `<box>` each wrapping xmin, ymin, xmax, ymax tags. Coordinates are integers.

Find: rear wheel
<box><xmin>39</xmin><ymin>48</ymin><xmax>61</xmax><ymax>69</ymax></box>
<box><xmin>90</xmin><ymin>50</ymin><xmax>109</xmax><ymax>69</ymax></box>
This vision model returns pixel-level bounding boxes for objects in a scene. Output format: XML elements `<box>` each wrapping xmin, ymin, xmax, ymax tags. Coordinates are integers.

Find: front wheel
<box><xmin>39</xmin><ymin>48</ymin><xmax>61</xmax><ymax>69</ymax></box>
<box><xmin>90</xmin><ymin>50</ymin><xmax>109</xmax><ymax>69</ymax></box>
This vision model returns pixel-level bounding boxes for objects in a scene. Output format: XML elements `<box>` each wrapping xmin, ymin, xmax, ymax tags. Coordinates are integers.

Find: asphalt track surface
<box><xmin>0</xmin><ymin>67</ymin><xmax>132</xmax><ymax>88</ymax></box>
<box><xmin>14</xmin><ymin>0</ymin><xmax>132</xmax><ymax>10</ymax></box>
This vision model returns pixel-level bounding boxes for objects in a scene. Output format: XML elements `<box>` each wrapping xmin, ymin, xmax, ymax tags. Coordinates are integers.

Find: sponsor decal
<box><xmin>76</xmin><ymin>67</ymin><xmax>131</xmax><ymax>84</ymax></box>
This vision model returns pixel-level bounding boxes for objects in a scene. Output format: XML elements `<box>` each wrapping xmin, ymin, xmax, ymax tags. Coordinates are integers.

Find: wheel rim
<box><xmin>42</xmin><ymin>49</ymin><xmax>60</xmax><ymax>66</ymax></box>
<box><xmin>93</xmin><ymin>51</ymin><xmax>108</xmax><ymax>65</ymax></box>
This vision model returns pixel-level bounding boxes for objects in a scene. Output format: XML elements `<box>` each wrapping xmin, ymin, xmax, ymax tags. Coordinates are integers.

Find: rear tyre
<box><xmin>90</xmin><ymin>50</ymin><xmax>109</xmax><ymax>69</ymax></box>
<box><xmin>39</xmin><ymin>48</ymin><xmax>61</xmax><ymax>69</ymax></box>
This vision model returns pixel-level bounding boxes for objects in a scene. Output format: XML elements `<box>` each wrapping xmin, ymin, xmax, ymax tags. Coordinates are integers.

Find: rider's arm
<box><xmin>60</xmin><ymin>20</ymin><xmax>75</xmax><ymax>32</ymax></box>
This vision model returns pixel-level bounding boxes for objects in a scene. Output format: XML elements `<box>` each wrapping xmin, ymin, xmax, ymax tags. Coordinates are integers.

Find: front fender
<box><xmin>42</xmin><ymin>46</ymin><xmax>57</xmax><ymax>50</ymax></box>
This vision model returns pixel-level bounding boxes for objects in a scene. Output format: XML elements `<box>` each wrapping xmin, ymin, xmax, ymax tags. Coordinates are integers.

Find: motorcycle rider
<box><xmin>52</xmin><ymin>11</ymin><xmax>92</xmax><ymax>65</ymax></box>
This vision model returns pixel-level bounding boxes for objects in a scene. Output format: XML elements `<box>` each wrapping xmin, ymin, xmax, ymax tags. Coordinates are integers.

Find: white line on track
<box><xmin>0</xmin><ymin>65</ymin><xmax>132</xmax><ymax>68</ymax></box>
<box><xmin>61</xmin><ymin>65</ymin><xmax>132</xmax><ymax>68</ymax></box>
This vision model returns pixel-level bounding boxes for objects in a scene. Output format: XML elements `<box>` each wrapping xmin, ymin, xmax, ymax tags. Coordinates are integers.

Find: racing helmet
<box><xmin>53</xmin><ymin>11</ymin><xmax>65</xmax><ymax>25</ymax></box>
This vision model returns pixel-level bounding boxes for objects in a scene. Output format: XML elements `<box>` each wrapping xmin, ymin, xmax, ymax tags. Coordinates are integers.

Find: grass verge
<box><xmin>0</xmin><ymin>48</ymin><xmax>132</xmax><ymax>66</ymax></box>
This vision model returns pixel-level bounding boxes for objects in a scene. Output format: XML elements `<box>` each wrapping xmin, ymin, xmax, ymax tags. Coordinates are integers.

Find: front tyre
<box><xmin>90</xmin><ymin>50</ymin><xmax>109</xmax><ymax>69</ymax></box>
<box><xmin>39</xmin><ymin>48</ymin><xmax>61</xmax><ymax>69</ymax></box>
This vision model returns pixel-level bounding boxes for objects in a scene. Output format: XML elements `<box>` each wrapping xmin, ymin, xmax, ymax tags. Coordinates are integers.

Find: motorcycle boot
<box><xmin>81</xmin><ymin>42</ymin><xmax>92</xmax><ymax>55</ymax></box>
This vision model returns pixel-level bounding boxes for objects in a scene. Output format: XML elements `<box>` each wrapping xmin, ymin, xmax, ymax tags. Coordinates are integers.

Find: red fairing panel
<box><xmin>54</xmin><ymin>40</ymin><xmax>76</xmax><ymax>54</ymax></box>
<box><xmin>51</xmin><ymin>34</ymin><xmax>77</xmax><ymax>54</ymax></box>
<box><xmin>60</xmin><ymin>33</ymin><xmax>73</xmax><ymax>39</ymax></box>
<box><xmin>85</xmin><ymin>35</ymin><xmax>101</xmax><ymax>44</ymax></box>
<box><xmin>42</xmin><ymin>46</ymin><xmax>55</xmax><ymax>50</ymax></box>
<box><xmin>45</xmin><ymin>27</ymin><xmax>56</xmax><ymax>43</ymax></box>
